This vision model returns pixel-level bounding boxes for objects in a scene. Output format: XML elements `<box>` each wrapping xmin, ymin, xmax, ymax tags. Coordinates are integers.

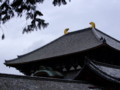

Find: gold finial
<box><xmin>64</xmin><ymin>28</ymin><xmax>69</xmax><ymax>35</ymax></box>
<box><xmin>89</xmin><ymin>22</ymin><xmax>96</xmax><ymax>28</ymax></box>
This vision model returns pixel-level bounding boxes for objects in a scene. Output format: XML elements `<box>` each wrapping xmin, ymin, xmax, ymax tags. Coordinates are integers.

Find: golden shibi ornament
<box><xmin>64</xmin><ymin>28</ymin><xmax>69</xmax><ymax>35</ymax></box>
<box><xmin>89</xmin><ymin>22</ymin><xmax>96</xmax><ymax>28</ymax></box>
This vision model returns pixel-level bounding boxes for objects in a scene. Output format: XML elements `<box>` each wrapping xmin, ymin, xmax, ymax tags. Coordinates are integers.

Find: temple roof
<box><xmin>75</xmin><ymin>58</ymin><xmax>120</xmax><ymax>85</ymax></box>
<box><xmin>5</xmin><ymin>27</ymin><xmax>120</xmax><ymax>66</ymax></box>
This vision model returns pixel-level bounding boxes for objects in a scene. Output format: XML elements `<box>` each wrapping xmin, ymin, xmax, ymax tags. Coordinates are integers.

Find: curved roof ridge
<box><xmin>91</xmin><ymin>28</ymin><xmax>101</xmax><ymax>40</ymax></box>
<box><xmin>96</xmin><ymin>29</ymin><xmax>120</xmax><ymax>43</ymax></box>
<box><xmin>93</xmin><ymin>28</ymin><xmax>120</xmax><ymax>50</ymax></box>
<box><xmin>87</xmin><ymin>59</ymin><xmax>120</xmax><ymax>83</ymax></box>
<box><xmin>74</xmin><ymin>57</ymin><xmax>119</xmax><ymax>81</ymax></box>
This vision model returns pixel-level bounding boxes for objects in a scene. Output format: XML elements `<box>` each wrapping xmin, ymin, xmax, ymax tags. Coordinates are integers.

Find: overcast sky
<box><xmin>0</xmin><ymin>0</ymin><xmax>120</xmax><ymax>75</ymax></box>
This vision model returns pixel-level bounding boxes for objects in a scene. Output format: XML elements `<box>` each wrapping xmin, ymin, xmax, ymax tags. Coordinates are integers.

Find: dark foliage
<box><xmin>0</xmin><ymin>0</ymin><xmax>70</xmax><ymax>35</ymax></box>
<box><xmin>1</xmin><ymin>34</ymin><xmax>5</xmax><ymax>40</ymax></box>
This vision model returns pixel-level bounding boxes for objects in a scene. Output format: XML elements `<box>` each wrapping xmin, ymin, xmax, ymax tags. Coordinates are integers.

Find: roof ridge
<box><xmin>91</xmin><ymin>28</ymin><xmax>101</xmax><ymax>39</ymax></box>
<box><xmin>67</xmin><ymin>27</ymin><xmax>91</xmax><ymax>34</ymax></box>
<box><xmin>91</xmin><ymin>28</ymin><xmax>108</xmax><ymax>44</ymax></box>
<box><xmin>96</xmin><ymin>29</ymin><xmax>120</xmax><ymax>43</ymax></box>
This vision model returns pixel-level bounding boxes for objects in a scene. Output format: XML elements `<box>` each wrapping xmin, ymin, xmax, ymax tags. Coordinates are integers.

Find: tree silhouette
<box><xmin>0</xmin><ymin>0</ymin><xmax>70</xmax><ymax>38</ymax></box>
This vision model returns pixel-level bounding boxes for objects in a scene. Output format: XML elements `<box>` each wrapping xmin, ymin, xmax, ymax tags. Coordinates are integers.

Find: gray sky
<box><xmin>0</xmin><ymin>0</ymin><xmax>120</xmax><ymax>75</ymax></box>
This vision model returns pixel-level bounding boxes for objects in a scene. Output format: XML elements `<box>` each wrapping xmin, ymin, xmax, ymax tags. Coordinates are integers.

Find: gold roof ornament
<box><xmin>89</xmin><ymin>22</ymin><xmax>96</xmax><ymax>28</ymax></box>
<box><xmin>64</xmin><ymin>28</ymin><xmax>69</xmax><ymax>35</ymax></box>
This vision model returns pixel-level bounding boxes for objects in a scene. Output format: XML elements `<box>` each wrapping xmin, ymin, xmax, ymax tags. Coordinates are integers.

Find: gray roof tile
<box><xmin>75</xmin><ymin>58</ymin><xmax>120</xmax><ymax>84</ymax></box>
<box><xmin>96</xmin><ymin>63</ymin><xmax>120</xmax><ymax>79</ymax></box>
<box><xmin>88</xmin><ymin>59</ymin><xmax>120</xmax><ymax>84</ymax></box>
<box><xmin>5</xmin><ymin>28</ymin><xmax>120</xmax><ymax>65</ymax></box>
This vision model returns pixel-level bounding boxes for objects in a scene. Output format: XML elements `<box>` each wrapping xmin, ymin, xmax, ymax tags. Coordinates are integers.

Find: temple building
<box><xmin>4</xmin><ymin>22</ymin><xmax>120</xmax><ymax>89</ymax></box>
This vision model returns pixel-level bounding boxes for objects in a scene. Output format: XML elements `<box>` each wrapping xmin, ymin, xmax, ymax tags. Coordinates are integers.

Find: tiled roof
<box><xmin>95</xmin><ymin>62</ymin><xmax>120</xmax><ymax>79</ymax></box>
<box><xmin>75</xmin><ymin>58</ymin><xmax>120</xmax><ymax>85</ymax></box>
<box><xmin>5</xmin><ymin>27</ymin><xmax>120</xmax><ymax>65</ymax></box>
<box><xmin>88</xmin><ymin>59</ymin><xmax>120</xmax><ymax>84</ymax></box>
<box><xmin>0</xmin><ymin>73</ymin><xmax>96</xmax><ymax>90</ymax></box>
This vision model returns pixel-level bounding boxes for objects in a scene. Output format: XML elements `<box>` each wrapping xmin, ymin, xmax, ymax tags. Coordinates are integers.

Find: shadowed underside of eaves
<box><xmin>5</xmin><ymin>27</ymin><xmax>120</xmax><ymax>66</ymax></box>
